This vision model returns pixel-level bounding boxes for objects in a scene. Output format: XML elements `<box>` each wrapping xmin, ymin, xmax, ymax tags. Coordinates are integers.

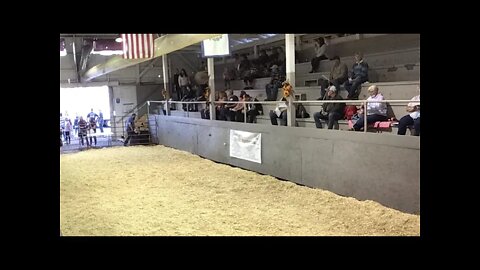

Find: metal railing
<box><xmin>147</xmin><ymin>98</ymin><xmax>419</xmax><ymax>133</ymax></box>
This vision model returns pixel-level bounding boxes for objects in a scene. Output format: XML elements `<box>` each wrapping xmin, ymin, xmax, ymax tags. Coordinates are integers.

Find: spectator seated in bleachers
<box><xmin>223</xmin><ymin>67</ymin><xmax>232</xmax><ymax>90</ymax></box>
<box><xmin>180</xmin><ymin>87</ymin><xmax>197</xmax><ymax>112</ymax></box>
<box><xmin>194</xmin><ymin>70</ymin><xmax>209</xmax><ymax>100</ymax></box>
<box><xmin>344</xmin><ymin>52</ymin><xmax>369</xmax><ymax>100</ymax></box>
<box><xmin>215</xmin><ymin>91</ymin><xmax>228</xmax><ymax>120</ymax></box>
<box><xmin>328</xmin><ymin>56</ymin><xmax>349</xmax><ymax>95</ymax></box>
<box><xmin>269</xmin><ymin>97</ymin><xmax>288</xmax><ymax>126</ymax></box>
<box><xmin>348</xmin><ymin>85</ymin><xmax>388</xmax><ymax>131</ymax></box>
<box><xmin>161</xmin><ymin>89</ymin><xmax>174</xmax><ymax>115</ymax></box>
<box><xmin>397</xmin><ymin>86</ymin><xmax>420</xmax><ymax>136</ymax></box>
<box><xmin>201</xmin><ymin>87</ymin><xmax>226</xmax><ymax>120</ymax></box>
<box><xmin>239</xmin><ymin>55</ymin><xmax>254</xmax><ymax>89</ymax></box>
<box><xmin>272</xmin><ymin>47</ymin><xmax>285</xmax><ymax>68</ymax></box>
<box><xmin>221</xmin><ymin>93</ymin><xmax>239</xmax><ymax>121</ymax></box>
<box><xmin>313</xmin><ymin>86</ymin><xmax>346</xmax><ymax>130</ymax></box>
<box><xmin>233</xmin><ymin>53</ymin><xmax>242</xmax><ymax>80</ymax></box>
<box><xmin>265</xmin><ymin>65</ymin><xmax>285</xmax><ymax>101</ymax></box>
<box><xmin>226</xmin><ymin>92</ymin><xmax>261</xmax><ymax>123</ymax></box>
<box><xmin>256</xmin><ymin>50</ymin><xmax>270</xmax><ymax>70</ymax></box>
<box><xmin>309</xmin><ymin>37</ymin><xmax>329</xmax><ymax>73</ymax></box>
<box><xmin>245</xmin><ymin>94</ymin><xmax>261</xmax><ymax>123</ymax></box>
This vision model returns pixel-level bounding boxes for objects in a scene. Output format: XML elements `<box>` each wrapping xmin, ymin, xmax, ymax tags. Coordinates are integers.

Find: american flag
<box><xmin>122</xmin><ymin>34</ymin><xmax>155</xmax><ymax>59</ymax></box>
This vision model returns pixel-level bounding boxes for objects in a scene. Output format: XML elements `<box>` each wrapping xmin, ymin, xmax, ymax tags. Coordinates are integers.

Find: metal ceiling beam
<box><xmin>83</xmin><ymin>34</ymin><xmax>222</xmax><ymax>82</ymax></box>
<box><xmin>230</xmin><ymin>34</ymin><xmax>287</xmax><ymax>52</ymax></box>
<box><xmin>71</xmin><ymin>36</ymin><xmax>80</xmax><ymax>82</ymax></box>
<box><xmin>137</xmin><ymin>58</ymin><xmax>161</xmax><ymax>83</ymax></box>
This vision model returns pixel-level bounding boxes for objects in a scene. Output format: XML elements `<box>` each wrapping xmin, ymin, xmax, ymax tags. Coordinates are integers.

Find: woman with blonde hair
<box><xmin>349</xmin><ymin>85</ymin><xmax>388</xmax><ymax>131</ymax></box>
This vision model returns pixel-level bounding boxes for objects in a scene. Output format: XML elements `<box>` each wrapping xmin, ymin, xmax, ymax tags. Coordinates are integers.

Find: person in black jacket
<box><xmin>313</xmin><ymin>86</ymin><xmax>346</xmax><ymax>129</ymax></box>
<box><xmin>123</xmin><ymin>113</ymin><xmax>136</xmax><ymax>146</ymax></box>
<box><xmin>344</xmin><ymin>52</ymin><xmax>369</xmax><ymax>99</ymax></box>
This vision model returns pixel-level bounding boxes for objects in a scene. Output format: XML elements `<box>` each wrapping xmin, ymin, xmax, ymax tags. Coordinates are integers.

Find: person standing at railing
<box><xmin>348</xmin><ymin>85</ymin><xmax>388</xmax><ymax>131</ymax></box>
<box><xmin>397</xmin><ymin>89</ymin><xmax>420</xmax><ymax>136</ymax></box>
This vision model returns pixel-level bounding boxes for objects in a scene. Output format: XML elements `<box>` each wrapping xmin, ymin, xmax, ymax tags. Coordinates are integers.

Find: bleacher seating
<box><xmin>163</xmin><ymin>34</ymin><xmax>419</xmax><ymax>135</ymax></box>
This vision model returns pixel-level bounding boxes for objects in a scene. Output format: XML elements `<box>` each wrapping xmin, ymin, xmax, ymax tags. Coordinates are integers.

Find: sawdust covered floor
<box><xmin>60</xmin><ymin>145</ymin><xmax>420</xmax><ymax>236</ymax></box>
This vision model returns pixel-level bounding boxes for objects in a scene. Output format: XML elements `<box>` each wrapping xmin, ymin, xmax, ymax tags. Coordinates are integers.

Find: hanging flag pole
<box><xmin>83</xmin><ymin>34</ymin><xmax>222</xmax><ymax>82</ymax></box>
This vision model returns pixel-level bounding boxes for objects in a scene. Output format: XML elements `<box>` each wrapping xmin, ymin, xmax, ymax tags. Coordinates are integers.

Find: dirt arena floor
<box><xmin>60</xmin><ymin>145</ymin><xmax>420</xmax><ymax>236</ymax></box>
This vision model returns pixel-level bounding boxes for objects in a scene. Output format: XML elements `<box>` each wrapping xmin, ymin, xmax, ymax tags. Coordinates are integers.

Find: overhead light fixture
<box><xmin>60</xmin><ymin>38</ymin><xmax>66</xmax><ymax>56</ymax></box>
<box><xmin>115</xmin><ymin>37</ymin><xmax>123</xmax><ymax>43</ymax></box>
<box><xmin>91</xmin><ymin>39</ymin><xmax>123</xmax><ymax>55</ymax></box>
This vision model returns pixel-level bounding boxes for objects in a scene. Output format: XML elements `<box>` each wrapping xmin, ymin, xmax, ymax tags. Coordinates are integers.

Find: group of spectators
<box><xmin>166</xmin><ymin>37</ymin><xmax>419</xmax><ymax>136</ymax></box>
<box><xmin>60</xmin><ymin>108</ymin><xmax>106</xmax><ymax>147</ymax></box>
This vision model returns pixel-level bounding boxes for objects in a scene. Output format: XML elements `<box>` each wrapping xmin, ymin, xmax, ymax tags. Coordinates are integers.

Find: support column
<box><xmin>208</xmin><ymin>57</ymin><xmax>216</xmax><ymax>120</ymax></box>
<box><xmin>285</xmin><ymin>34</ymin><xmax>296</xmax><ymax>127</ymax></box>
<box><xmin>253</xmin><ymin>45</ymin><xmax>258</xmax><ymax>58</ymax></box>
<box><xmin>162</xmin><ymin>55</ymin><xmax>170</xmax><ymax>115</ymax></box>
<box><xmin>295</xmin><ymin>35</ymin><xmax>302</xmax><ymax>51</ymax></box>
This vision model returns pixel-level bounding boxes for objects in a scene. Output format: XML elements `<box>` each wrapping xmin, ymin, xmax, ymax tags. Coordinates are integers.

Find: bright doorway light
<box><xmin>60</xmin><ymin>86</ymin><xmax>111</xmax><ymax>120</ymax></box>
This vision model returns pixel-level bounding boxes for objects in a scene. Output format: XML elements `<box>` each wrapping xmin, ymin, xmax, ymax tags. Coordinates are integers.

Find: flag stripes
<box><xmin>121</xmin><ymin>34</ymin><xmax>154</xmax><ymax>59</ymax></box>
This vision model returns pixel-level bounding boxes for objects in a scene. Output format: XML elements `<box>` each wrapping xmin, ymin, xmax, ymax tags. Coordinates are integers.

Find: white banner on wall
<box><xmin>229</xmin><ymin>130</ymin><xmax>262</xmax><ymax>163</ymax></box>
<box><xmin>202</xmin><ymin>34</ymin><xmax>230</xmax><ymax>57</ymax></box>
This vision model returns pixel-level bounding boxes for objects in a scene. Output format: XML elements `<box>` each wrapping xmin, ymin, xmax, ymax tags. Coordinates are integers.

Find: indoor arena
<box><xmin>60</xmin><ymin>33</ymin><xmax>420</xmax><ymax>236</ymax></box>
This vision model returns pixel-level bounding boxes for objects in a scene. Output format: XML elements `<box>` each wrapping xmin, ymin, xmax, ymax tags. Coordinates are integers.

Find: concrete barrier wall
<box><xmin>151</xmin><ymin>115</ymin><xmax>420</xmax><ymax>214</ymax></box>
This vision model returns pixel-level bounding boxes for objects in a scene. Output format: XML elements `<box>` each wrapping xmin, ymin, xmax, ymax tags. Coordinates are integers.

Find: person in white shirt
<box><xmin>397</xmin><ymin>87</ymin><xmax>420</xmax><ymax>136</ymax></box>
<box><xmin>178</xmin><ymin>69</ymin><xmax>191</xmax><ymax>98</ymax></box>
<box><xmin>269</xmin><ymin>97</ymin><xmax>288</xmax><ymax>126</ymax></box>
<box><xmin>349</xmin><ymin>85</ymin><xmax>388</xmax><ymax>131</ymax></box>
